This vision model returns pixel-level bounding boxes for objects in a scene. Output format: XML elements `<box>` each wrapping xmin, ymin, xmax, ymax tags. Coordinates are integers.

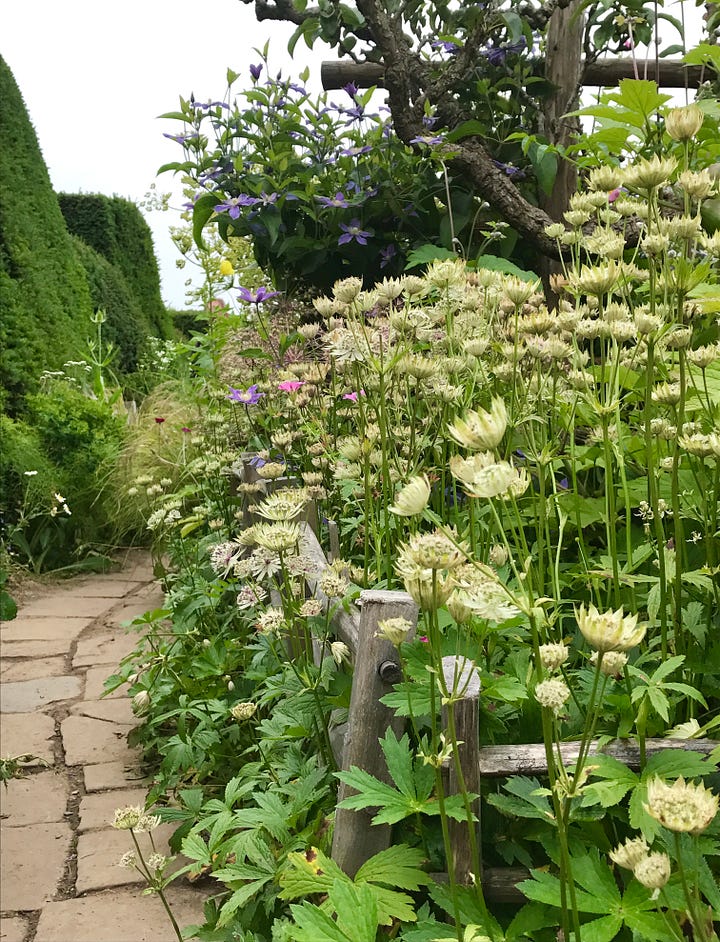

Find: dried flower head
<box><xmin>645</xmin><ymin>777</ymin><xmax>718</xmax><ymax>833</ymax></box>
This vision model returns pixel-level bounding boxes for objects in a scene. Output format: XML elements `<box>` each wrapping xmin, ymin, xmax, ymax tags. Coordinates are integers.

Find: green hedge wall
<box><xmin>0</xmin><ymin>56</ymin><xmax>93</xmax><ymax>414</ymax></box>
<box><xmin>59</xmin><ymin>193</ymin><xmax>173</xmax><ymax>339</ymax></box>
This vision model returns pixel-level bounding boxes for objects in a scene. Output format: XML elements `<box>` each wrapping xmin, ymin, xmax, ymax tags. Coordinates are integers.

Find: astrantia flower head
<box><xmin>590</xmin><ymin>649</ymin><xmax>628</xmax><ymax>677</ymax></box>
<box><xmin>645</xmin><ymin>777</ymin><xmax>718</xmax><ymax>833</ymax></box>
<box><xmin>389</xmin><ymin>475</ymin><xmax>431</xmax><ymax>516</ymax></box>
<box><xmin>633</xmin><ymin>853</ymin><xmax>671</xmax><ymax>893</ymax></box>
<box><xmin>231</xmin><ymin>702</ymin><xmax>257</xmax><ymax>721</ymax></box>
<box><xmin>376</xmin><ymin>616</ymin><xmax>414</xmax><ymax>646</ymax></box>
<box><xmin>452</xmin><ymin>564</ymin><xmax>519</xmax><ymax>623</ymax></box>
<box><xmin>534</xmin><ymin>678</ymin><xmax>571</xmax><ymax>715</ymax></box>
<box><xmin>397</xmin><ymin>529</ymin><xmax>467</xmax><ymax>571</ymax></box>
<box><xmin>665</xmin><ymin>104</ymin><xmax>704</xmax><ymax>142</ymax></box>
<box><xmin>609</xmin><ymin>836</ymin><xmax>649</xmax><ymax>870</ymax></box>
<box><xmin>624</xmin><ymin>155</ymin><xmax>677</xmax><ymax>191</ymax></box>
<box><xmin>575</xmin><ymin>603</ymin><xmax>646</xmax><ymax>653</ymax></box>
<box><xmin>538</xmin><ymin>643</ymin><xmax>569</xmax><ymax>672</ymax></box>
<box><xmin>448</xmin><ymin>398</ymin><xmax>508</xmax><ymax>450</ymax></box>
<box><xmin>449</xmin><ymin>453</ymin><xmax>517</xmax><ymax>499</ymax></box>
<box><xmin>112</xmin><ymin>806</ymin><xmax>144</xmax><ymax>830</ymax></box>
<box><xmin>254</xmin><ymin>487</ymin><xmax>308</xmax><ymax>521</ymax></box>
<box><xmin>252</xmin><ymin>522</ymin><xmax>301</xmax><ymax>552</ymax></box>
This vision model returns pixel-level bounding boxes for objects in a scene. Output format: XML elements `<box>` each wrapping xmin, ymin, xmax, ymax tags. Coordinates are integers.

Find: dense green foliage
<box><xmin>59</xmin><ymin>192</ymin><xmax>173</xmax><ymax>339</ymax></box>
<box><xmin>0</xmin><ymin>55</ymin><xmax>93</xmax><ymax>414</ymax></box>
<box><xmin>1</xmin><ymin>383</ymin><xmax>125</xmax><ymax>571</ymax></box>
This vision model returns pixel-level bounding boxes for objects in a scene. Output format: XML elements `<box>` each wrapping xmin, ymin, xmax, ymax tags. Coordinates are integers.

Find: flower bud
<box><xmin>665</xmin><ymin>104</ymin><xmax>704</xmax><ymax>142</ymax></box>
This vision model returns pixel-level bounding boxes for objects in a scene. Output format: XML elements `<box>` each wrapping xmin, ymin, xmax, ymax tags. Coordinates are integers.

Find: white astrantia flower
<box><xmin>576</xmin><ymin>604</ymin><xmax>646</xmax><ymax>653</ymax></box>
<box><xmin>389</xmin><ymin>475</ymin><xmax>431</xmax><ymax>516</ymax></box>
<box><xmin>645</xmin><ymin>777</ymin><xmax>718</xmax><ymax>834</ymax></box>
<box><xmin>448</xmin><ymin>398</ymin><xmax>508</xmax><ymax>451</ymax></box>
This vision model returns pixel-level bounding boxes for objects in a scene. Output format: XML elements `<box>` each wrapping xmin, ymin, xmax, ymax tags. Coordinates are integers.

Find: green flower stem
<box><xmin>129</xmin><ymin>830</ymin><xmax>183</xmax><ymax>942</ymax></box>
<box><xmin>644</xmin><ymin>338</ymin><xmax>669</xmax><ymax>658</ymax></box>
<box><xmin>674</xmin><ymin>832</ymin><xmax>714</xmax><ymax>942</ymax></box>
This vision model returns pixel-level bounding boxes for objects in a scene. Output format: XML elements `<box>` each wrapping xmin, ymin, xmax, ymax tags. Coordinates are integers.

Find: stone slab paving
<box><xmin>0</xmin><ymin>638</ymin><xmax>73</xmax><ymax>659</ymax></box>
<box><xmin>0</xmin><ymin>656</ymin><xmax>67</xmax><ymax>683</ymax></box>
<box><xmin>83</xmin><ymin>761</ymin><xmax>147</xmax><ymax>793</ymax></box>
<box><xmin>1</xmin><ymin>616</ymin><xmax>95</xmax><ymax>643</ymax></box>
<box><xmin>71</xmin><ymin>698</ymin><xmax>136</xmax><ymax>725</ymax></box>
<box><xmin>0</xmin><ymin>823</ymin><xmax>72</xmax><ymax>909</ymax></box>
<box><xmin>0</xmin><ymin>914</ymin><xmax>28</xmax><ymax>942</ymax></box>
<box><xmin>1</xmin><ymin>675</ymin><xmax>82</xmax><ymax>713</ymax></box>
<box><xmin>73</xmin><ymin>630</ymin><xmax>139</xmax><ymax>669</ymax></box>
<box><xmin>0</xmin><ymin>772</ymin><xmax>68</xmax><ymax>826</ymax></box>
<box><xmin>33</xmin><ymin>885</ymin><xmax>206</xmax><ymax>942</ymax></box>
<box><xmin>76</xmin><ymin>825</ymin><xmax>180</xmax><ymax>893</ymax></box>
<box><xmin>83</xmin><ymin>666</ymin><xmax>127</xmax><ymax>700</ymax></box>
<box><xmin>0</xmin><ymin>713</ymin><xmax>56</xmax><ymax>764</ymax></box>
<box><xmin>0</xmin><ymin>553</ymin><xmax>209</xmax><ymax>940</ymax></box>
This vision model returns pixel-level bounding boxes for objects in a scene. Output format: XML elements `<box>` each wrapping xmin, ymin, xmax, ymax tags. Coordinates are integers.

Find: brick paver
<box><xmin>0</xmin><ymin>555</ymin><xmax>207</xmax><ymax>941</ymax></box>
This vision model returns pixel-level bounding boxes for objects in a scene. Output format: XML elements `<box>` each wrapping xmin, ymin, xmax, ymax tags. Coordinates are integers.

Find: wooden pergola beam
<box><xmin>321</xmin><ymin>57</ymin><xmax>707</xmax><ymax>91</ymax></box>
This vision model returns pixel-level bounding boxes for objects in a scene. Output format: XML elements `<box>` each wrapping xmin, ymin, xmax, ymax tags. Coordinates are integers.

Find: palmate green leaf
<box><xmin>488</xmin><ymin>776</ymin><xmax>555</xmax><ymax>823</ymax></box>
<box><xmin>181</xmin><ymin>831</ymin><xmax>212</xmax><ymax>865</ymax></box>
<box><xmin>354</xmin><ymin>844</ymin><xmax>432</xmax><ymax>891</ymax></box>
<box><xmin>581</xmin><ymin>754</ymin><xmax>637</xmax><ymax>809</ymax></box>
<box><xmin>570</xmin><ymin>851</ymin><xmax>620</xmax><ymax>904</ymax></box>
<box><xmin>288</xmin><ymin>900</ymin><xmax>356</xmax><ymax>942</ymax></box>
<box><xmin>517</xmin><ymin>870</ymin><xmax>607</xmax><ymax>914</ymax></box>
<box><xmin>333</xmin><ymin>881</ymin><xmax>378</xmax><ymax>942</ymax></box>
<box><xmin>577</xmin><ymin>914</ymin><xmax>623</xmax><ymax>942</ymax></box>
<box><xmin>381</xmin><ymin>729</ymin><xmax>433</xmax><ymax>800</ymax></box>
<box><xmin>336</xmin><ymin>767</ymin><xmax>418</xmax><ymax>824</ymax></box>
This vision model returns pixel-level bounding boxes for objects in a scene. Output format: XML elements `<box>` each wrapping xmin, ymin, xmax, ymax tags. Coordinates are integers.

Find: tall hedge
<box><xmin>0</xmin><ymin>56</ymin><xmax>93</xmax><ymax>414</ymax></box>
<box><xmin>59</xmin><ymin>193</ymin><xmax>172</xmax><ymax>339</ymax></box>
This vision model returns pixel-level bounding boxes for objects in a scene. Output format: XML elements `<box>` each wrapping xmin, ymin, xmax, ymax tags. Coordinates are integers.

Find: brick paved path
<box><xmin>0</xmin><ymin>553</ymin><xmax>206</xmax><ymax>942</ymax></box>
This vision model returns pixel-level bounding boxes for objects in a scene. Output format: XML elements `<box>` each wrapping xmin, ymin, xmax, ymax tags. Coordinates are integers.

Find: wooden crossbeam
<box><xmin>321</xmin><ymin>58</ymin><xmax>707</xmax><ymax>91</ymax></box>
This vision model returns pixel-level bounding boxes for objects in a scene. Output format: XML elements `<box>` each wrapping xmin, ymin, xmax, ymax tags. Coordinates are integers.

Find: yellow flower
<box><xmin>219</xmin><ymin>259</ymin><xmax>235</xmax><ymax>276</ymax></box>
<box><xmin>575</xmin><ymin>603</ymin><xmax>646</xmax><ymax>652</ymax></box>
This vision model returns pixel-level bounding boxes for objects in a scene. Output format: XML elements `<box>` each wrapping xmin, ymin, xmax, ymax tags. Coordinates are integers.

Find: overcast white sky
<box><xmin>2</xmin><ymin>1</ymin><xmax>706</xmax><ymax>310</ymax></box>
<box><xmin>2</xmin><ymin>0</ymin><xmax>320</xmax><ymax>308</ymax></box>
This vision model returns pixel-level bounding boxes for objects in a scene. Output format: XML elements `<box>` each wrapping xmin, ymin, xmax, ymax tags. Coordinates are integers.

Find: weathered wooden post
<box><xmin>331</xmin><ymin>589</ymin><xmax>418</xmax><ymax>876</ymax></box>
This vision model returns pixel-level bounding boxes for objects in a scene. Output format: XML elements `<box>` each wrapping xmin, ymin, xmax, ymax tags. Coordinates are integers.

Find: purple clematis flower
<box><xmin>493</xmin><ymin>160</ymin><xmax>525</xmax><ymax>179</ymax></box>
<box><xmin>250</xmin><ymin>63</ymin><xmax>263</xmax><ymax>81</ymax></box>
<box><xmin>338</xmin><ymin>220</ymin><xmax>373</xmax><ymax>246</ymax></box>
<box><xmin>340</xmin><ymin>144</ymin><xmax>372</xmax><ymax>157</ymax></box>
<box><xmin>343</xmin><ymin>81</ymin><xmax>359</xmax><ymax>98</ymax></box>
<box><xmin>215</xmin><ymin>195</ymin><xmax>260</xmax><ymax>219</ymax></box>
<box><xmin>409</xmin><ymin>134</ymin><xmax>445</xmax><ymax>146</ymax></box>
<box><xmin>228</xmin><ymin>384</ymin><xmax>264</xmax><ymax>405</ymax></box>
<box><xmin>316</xmin><ymin>192</ymin><xmax>349</xmax><ymax>208</ymax></box>
<box><xmin>380</xmin><ymin>244</ymin><xmax>397</xmax><ymax>269</ymax></box>
<box><xmin>432</xmin><ymin>39</ymin><xmax>459</xmax><ymax>52</ymax></box>
<box><xmin>483</xmin><ymin>37</ymin><xmax>527</xmax><ymax>66</ymax></box>
<box><xmin>163</xmin><ymin>131</ymin><xmax>199</xmax><ymax>145</ymax></box>
<box><xmin>237</xmin><ymin>286</ymin><xmax>280</xmax><ymax>303</ymax></box>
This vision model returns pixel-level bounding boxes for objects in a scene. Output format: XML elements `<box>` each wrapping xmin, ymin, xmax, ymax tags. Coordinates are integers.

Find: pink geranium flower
<box><xmin>277</xmin><ymin>380</ymin><xmax>305</xmax><ymax>392</ymax></box>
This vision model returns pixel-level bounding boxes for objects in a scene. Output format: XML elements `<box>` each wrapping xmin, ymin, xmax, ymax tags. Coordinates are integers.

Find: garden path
<box><xmin>0</xmin><ymin>553</ymin><xmax>207</xmax><ymax>942</ymax></box>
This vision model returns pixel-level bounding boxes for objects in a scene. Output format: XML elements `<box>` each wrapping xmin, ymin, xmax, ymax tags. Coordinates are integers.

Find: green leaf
<box><xmin>570</xmin><ymin>851</ymin><xmax>620</xmax><ymax>904</ymax></box>
<box><xmin>405</xmin><ymin>244</ymin><xmax>457</xmax><ymax>270</ymax></box>
<box><xmin>475</xmin><ymin>255</ymin><xmax>539</xmax><ymax>282</ymax></box>
<box><xmin>355</xmin><ymin>844</ymin><xmax>432</xmax><ymax>890</ymax></box>
<box><xmin>684</xmin><ymin>42</ymin><xmax>720</xmax><ymax>73</ymax></box>
<box><xmin>192</xmin><ymin>192</ymin><xmax>220</xmax><ymax>251</ymax></box>
<box><xmin>332</xmin><ymin>881</ymin><xmax>378</xmax><ymax>942</ymax></box>
<box><xmin>518</xmin><ymin>870</ymin><xmax>607</xmax><ymax>914</ymax></box>
<box><xmin>181</xmin><ymin>831</ymin><xmax>211</xmax><ymax>865</ymax></box>
<box><xmin>577</xmin><ymin>914</ymin><xmax>623</xmax><ymax>942</ymax></box>
<box><xmin>289</xmin><ymin>900</ymin><xmax>354</xmax><ymax>942</ymax></box>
